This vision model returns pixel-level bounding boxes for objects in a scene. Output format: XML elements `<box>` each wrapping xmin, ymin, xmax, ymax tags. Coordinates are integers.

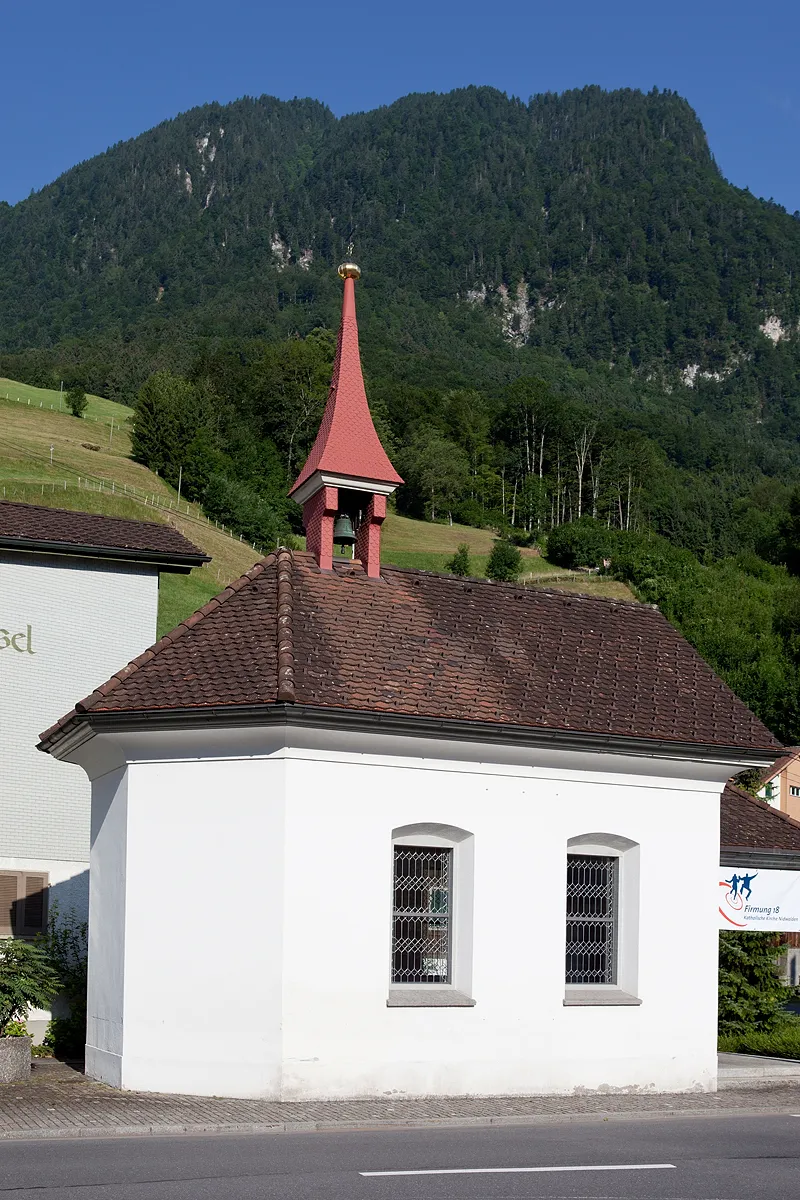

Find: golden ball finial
<box><xmin>338</xmin><ymin>261</ymin><xmax>361</xmax><ymax>280</ymax></box>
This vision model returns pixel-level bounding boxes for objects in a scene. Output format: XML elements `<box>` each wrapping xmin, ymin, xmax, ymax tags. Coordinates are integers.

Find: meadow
<box><xmin>0</xmin><ymin>378</ymin><xmax>132</xmax><ymax>426</ymax></box>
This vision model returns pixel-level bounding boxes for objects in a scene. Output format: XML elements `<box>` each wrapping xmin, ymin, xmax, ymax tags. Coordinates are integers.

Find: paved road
<box><xmin>0</xmin><ymin>1114</ymin><xmax>797</xmax><ymax>1198</ymax></box>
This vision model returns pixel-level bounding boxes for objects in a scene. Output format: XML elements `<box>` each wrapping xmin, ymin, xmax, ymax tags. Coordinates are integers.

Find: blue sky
<box><xmin>2</xmin><ymin>0</ymin><xmax>799</xmax><ymax>211</ymax></box>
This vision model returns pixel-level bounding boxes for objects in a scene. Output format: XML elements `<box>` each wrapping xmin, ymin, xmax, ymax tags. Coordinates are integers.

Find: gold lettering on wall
<box><xmin>0</xmin><ymin>626</ymin><xmax>35</xmax><ymax>654</ymax></box>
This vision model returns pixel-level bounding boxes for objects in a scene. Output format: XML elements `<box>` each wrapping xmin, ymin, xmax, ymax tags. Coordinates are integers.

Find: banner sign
<box><xmin>718</xmin><ymin>866</ymin><xmax>800</xmax><ymax>931</ymax></box>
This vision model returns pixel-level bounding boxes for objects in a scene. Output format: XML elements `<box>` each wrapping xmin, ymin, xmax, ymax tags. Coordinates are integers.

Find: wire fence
<box><xmin>0</xmin><ymin>475</ymin><xmax>270</xmax><ymax>554</ymax></box>
<box><xmin>2</xmin><ymin>389</ymin><xmax>127</xmax><ymax>425</ymax></box>
<box><xmin>0</xmin><ymin>422</ymin><xmax>275</xmax><ymax>580</ymax></box>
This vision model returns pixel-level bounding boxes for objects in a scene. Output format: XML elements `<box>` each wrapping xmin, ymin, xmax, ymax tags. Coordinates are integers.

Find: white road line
<box><xmin>360</xmin><ymin>1163</ymin><xmax>676</xmax><ymax>1177</ymax></box>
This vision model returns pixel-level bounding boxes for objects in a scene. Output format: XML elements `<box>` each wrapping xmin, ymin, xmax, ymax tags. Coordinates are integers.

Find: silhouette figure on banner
<box><xmin>740</xmin><ymin>872</ymin><xmax>758</xmax><ymax>900</ymax></box>
<box><xmin>724</xmin><ymin>874</ymin><xmax>741</xmax><ymax>899</ymax></box>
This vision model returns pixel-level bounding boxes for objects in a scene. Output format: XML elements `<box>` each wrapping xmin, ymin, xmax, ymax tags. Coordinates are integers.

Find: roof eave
<box><xmin>0</xmin><ymin>537</ymin><xmax>210</xmax><ymax>573</ymax></box>
<box><xmin>38</xmin><ymin>700</ymin><xmax>782</xmax><ymax>766</ymax></box>
<box><xmin>721</xmin><ymin>847</ymin><xmax>800</xmax><ymax>870</ymax></box>
<box><xmin>289</xmin><ymin>469</ymin><xmax>401</xmax><ymax>504</ymax></box>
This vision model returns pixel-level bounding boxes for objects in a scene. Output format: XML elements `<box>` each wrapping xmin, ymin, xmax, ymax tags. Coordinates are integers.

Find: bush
<box><xmin>36</xmin><ymin>907</ymin><xmax>88</xmax><ymax>1057</ymax></box>
<box><xmin>486</xmin><ymin>540</ymin><xmax>522</xmax><ymax>582</ymax></box>
<box><xmin>718</xmin><ymin>931</ymin><xmax>792</xmax><ymax>1037</ymax></box>
<box><xmin>65</xmin><ymin>387</ymin><xmax>88</xmax><ymax>418</ymax></box>
<box><xmin>2</xmin><ymin>1019</ymin><xmax>50</xmax><ymax>1056</ymax></box>
<box><xmin>0</xmin><ymin>940</ymin><xmax>60</xmax><ymax>1036</ymax></box>
<box><xmin>508</xmin><ymin>529</ymin><xmax>538</xmax><ymax>548</ymax></box>
<box><xmin>546</xmin><ymin>517</ymin><xmax>616</xmax><ymax>569</ymax></box>
<box><xmin>446</xmin><ymin>543</ymin><xmax>471</xmax><ymax>577</ymax></box>
<box><xmin>718</xmin><ymin>1016</ymin><xmax>800</xmax><ymax>1058</ymax></box>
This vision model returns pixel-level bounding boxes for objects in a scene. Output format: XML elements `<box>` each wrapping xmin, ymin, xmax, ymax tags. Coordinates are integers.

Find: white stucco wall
<box><xmin>114</xmin><ymin>758</ymin><xmax>286</xmax><ymax>1095</ymax></box>
<box><xmin>0</xmin><ymin>552</ymin><xmax>158</xmax><ymax>862</ymax></box>
<box><xmin>72</xmin><ymin>725</ymin><xmax>737</xmax><ymax>1100</ymax></box>
<box><xmin>85</xmin><ymin>767</ymin><xmax>128</xmax><ymax>1085</ymax></box>
<box><xmin>279</xmin><ymin>752</ymin><xmax>718</xmax><ymax>1100</ymax></box>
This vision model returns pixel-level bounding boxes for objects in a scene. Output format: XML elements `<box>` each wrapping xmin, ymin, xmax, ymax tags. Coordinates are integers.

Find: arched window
<box><xmin>388</xmin><ymin>823</ymin><xmax>475</xmax><ymax>1007</ymax></box>
<box><xmin>565</xmin><ymin>832</ymin><xmax>641</xmax><ymax>1006</ymax></box>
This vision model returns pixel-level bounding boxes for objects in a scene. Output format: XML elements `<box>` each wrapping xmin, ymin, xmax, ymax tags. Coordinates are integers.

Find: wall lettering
<box><xmin>0</xmin><ymin>625</ymin><xmax>35</xmax><ymax>654</ymax></box>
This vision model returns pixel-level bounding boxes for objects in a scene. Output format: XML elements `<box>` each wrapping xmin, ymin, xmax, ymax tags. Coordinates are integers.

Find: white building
<box><xmin>41</xmin><ymin>263</ymin><xmax>782</xmax><ymax>1099</ymax></box>
<box><xmin>0</xmin><ymin>500</ymin><xmax>206</xmax><ymax>1020</ymax></box>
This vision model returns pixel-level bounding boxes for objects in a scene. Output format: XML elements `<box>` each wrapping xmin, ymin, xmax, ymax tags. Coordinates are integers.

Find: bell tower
<box><xmin>289</xmin><ymin>262</ymin><xmax>403</xmax><ymax>578</ymax></box>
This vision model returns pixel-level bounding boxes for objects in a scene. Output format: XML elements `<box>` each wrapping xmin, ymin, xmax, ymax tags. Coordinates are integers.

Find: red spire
<box><xmin>289</xmin><ymin>266</ymin><xmax>403</xmax><ymax>496</ymax></box>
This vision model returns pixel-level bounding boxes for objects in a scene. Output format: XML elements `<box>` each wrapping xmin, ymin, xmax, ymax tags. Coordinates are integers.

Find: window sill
<box><xmin>564</xmin><ymin>988</ymin><xmax>641</xmax><ymax>1006</ymax></box>
<box><xmin>387</xmin><ymin>989</ymin><xmax>476</xmax><ymax>1007</ymax></box>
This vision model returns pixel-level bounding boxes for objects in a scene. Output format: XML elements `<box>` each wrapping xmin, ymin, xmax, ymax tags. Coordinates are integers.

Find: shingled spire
<box><xmin>289</xmin><ymin>262</ymin><xmax>403</xmax><ymax>577</ymax></box>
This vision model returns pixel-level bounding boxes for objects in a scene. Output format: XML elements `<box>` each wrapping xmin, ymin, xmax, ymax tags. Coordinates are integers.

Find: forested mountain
<box><xmin>4</xmin><ymin>86</ymin><xmax>800</xmax><ymax>386</ymax></box>
<box><xmin>3</xmin><ymin>84</ymin><xmax>800</xmax><ymax>564</ymax></box>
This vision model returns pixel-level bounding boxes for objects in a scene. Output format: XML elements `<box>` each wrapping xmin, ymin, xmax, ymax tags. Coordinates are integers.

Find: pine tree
<box><xmin>718</xmin><ymin>932</ymin><xmax>792</xmax><ymax>1036</ymax></box>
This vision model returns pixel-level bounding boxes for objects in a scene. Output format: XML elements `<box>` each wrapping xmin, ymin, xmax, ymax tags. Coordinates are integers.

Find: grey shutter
<box><xmin>0</xmin><ymin>874</ymin><xmax>18</xmax><ymax>937</ymax></box>
<box><xmin>20</xmin><ymin>874</ymin><xmax>48</xmax><ymax>935</ymax></box>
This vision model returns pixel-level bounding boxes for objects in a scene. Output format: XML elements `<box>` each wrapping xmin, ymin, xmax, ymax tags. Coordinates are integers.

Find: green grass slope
<box><xmin>0</xmin><ymin>378</ymin><xmax>132</xmax><ymax>425</ymax></box>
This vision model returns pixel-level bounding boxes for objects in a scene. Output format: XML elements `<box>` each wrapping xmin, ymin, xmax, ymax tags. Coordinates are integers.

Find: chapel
<box><xmin>40</xmin><ymin>262</ymin><xmax>781</xmax><ymax>1100</ymax></box>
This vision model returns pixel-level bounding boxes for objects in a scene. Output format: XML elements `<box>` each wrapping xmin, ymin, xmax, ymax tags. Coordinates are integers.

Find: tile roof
<box><xmin>39</xmin><ymin>549</ymin><xmax>781</xmax><ymax>755</ymax></box>
<box><xmin>0</xmin><ymin>501</ymin><xmax>208</xmax><ymax>568</ymax></box>
<box><xmin>289</xmin><ymin>275</ymin><xmax>403</xmax><ymax>494</ymax></box>
<box><xmin>721</xmin><ymin>782</ymin><xmax>800</xmax><ymax>851</ymax></box>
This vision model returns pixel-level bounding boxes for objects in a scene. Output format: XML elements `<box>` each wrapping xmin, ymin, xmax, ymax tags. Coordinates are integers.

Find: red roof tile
<box><xmin>721</xmin><ymin>782</ymin><xmax>800</xmax><ymax>851</ymax></box>
<box><xmin>0</xmin><ymin>501</ymin><xmax>208</xmax><ymax>568</ymax></box>
<box><xmin>289</xmin><ymin>275</ymin><xmax>403</xmax><ymax>494</ymax></box>
<box><xmin>39</xmin><ymin>551</ymin><xmax>781</xmax><ymax>755</ymax></box>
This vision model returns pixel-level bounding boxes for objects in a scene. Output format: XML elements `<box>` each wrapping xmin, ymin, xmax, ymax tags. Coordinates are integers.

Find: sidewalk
<box><xmin>2</xmin><ymin>1060</ymin><xmax>800</xmax><ymax>1141</ymax></box>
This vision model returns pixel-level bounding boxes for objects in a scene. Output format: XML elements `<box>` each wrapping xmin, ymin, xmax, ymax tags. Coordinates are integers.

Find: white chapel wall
<box><xmin>85</xmin><ymin>767</ymin><xmax>128</xmax><ymax>1086</ymax></box>
<box><xmin>77</xmin><ymin>729</ymin><xmax>724</xmax><ymax>1100</ymax></box>
<box><xmin>279</xmin><ymin>751</ymin><xmax>720</xmax><ymax>1099</ymax></box>
<box><xmin>113</xmin><ymin>756</ymin><xmax>287</xmax><ymax>1096</ymax></box>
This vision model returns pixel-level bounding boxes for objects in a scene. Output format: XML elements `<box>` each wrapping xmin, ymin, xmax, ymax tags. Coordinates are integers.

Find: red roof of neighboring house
<box><xmin>0</xmin><ymin>501</ymin><xmax>208</xmax><ymax>571</ymax></box>
<box><xmin>39</xmin><ymin>549</ymin><xmax>781</xmax><ymax>755</ymax></box>
<box><xmin>721</xmin><ymin>782</ymin><xmax>800</xmax><ymax>851</ymax></box>
<box><xmin>289</xmin><ymin>274</ymin><xmax>403</xmax><ymax>494</ymax></box>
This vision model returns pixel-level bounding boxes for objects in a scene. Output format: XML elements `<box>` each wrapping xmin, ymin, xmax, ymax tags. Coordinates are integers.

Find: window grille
<box><xmin>392</xmin><ymin>846</ymin><xmax>452</xmax><ymax>984</ymax></box>
<box><xmin>791</xmin><ymin>786</ymin><xmax>800</xmax><ymax>797</ymax></box>
<box><xmin>566</xmin><ymin>854</ymin><xmax>617</xmax><ymax>985</ymax></box>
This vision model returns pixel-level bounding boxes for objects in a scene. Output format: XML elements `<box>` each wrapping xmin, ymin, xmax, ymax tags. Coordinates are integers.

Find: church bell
<box><xmin>333</xmin><ymin>512</ymin><xmax>356</xmax><ymax>548</ymax></box>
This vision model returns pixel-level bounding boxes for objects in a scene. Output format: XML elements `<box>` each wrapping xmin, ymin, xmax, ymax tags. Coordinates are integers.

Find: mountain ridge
<box><xmin>3</xmin><ymin>85</ymin><xmax>800</xmax><ymax>380</ymax></box>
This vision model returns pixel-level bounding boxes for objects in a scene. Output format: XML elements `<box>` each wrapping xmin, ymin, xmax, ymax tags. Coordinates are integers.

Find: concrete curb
<box><xmin>3</xmin><ymin>1104</ymin><xmax>800</xmax><ymax>1141</ymax></box>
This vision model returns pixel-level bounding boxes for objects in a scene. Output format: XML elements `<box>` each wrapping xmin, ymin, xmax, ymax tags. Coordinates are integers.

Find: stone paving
<box><xmin>1</xmin><ymin>1061</ymin><xmax>800</xmax><ymax>1140</ymax></box>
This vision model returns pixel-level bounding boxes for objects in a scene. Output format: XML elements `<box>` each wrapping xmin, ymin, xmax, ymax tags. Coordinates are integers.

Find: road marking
<box><xmin>360</xmin><ymin>1163</ymin><xmax>676</xmax><ymax>1177</ymax></box>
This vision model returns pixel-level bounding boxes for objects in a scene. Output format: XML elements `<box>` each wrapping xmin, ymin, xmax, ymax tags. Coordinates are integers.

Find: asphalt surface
<box><xmin>0</xmin><ymin>1114</ymin><xmax>798</xmax><ymax>1199</ymax></box>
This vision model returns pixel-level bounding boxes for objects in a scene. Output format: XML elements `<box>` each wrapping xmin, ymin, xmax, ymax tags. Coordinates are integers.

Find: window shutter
<box><xmin>0</xmin><ymin>875</ymin><xmax>18</xmax><ymax>938</ymax></box>
<box><xmin>20</xmin><ymin>874</ymin><xmax>48</xmax><ymax>935</ymax></box>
